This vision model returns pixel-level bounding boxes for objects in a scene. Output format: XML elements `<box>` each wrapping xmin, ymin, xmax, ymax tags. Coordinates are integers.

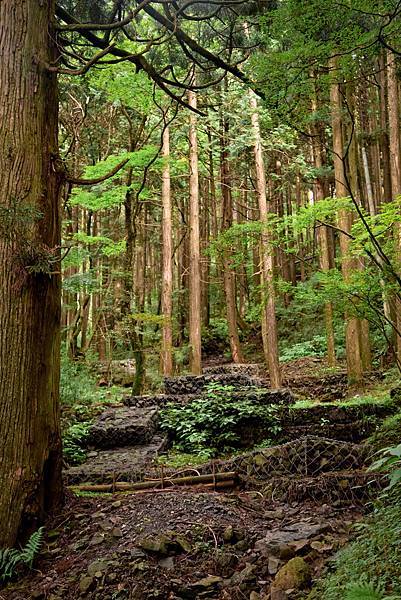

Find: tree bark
<box><xmin>220</xmin><ymin>107</ymin><xmax>245</xmax><ymax>364</ymax></box>
<box><xmin>161</xmin><ymin>127</ymin><xmax>174</xmax><ymax>375</ymax></box>
<box><xmin>330</xmin><ymin>62</ymin><xmax>365</xmax><ymax>383</ymax></box>
<box><xmin>249</xmin><ymin>91</ymin><xmax>281</xmax><ymax>387</ymax></box>
<box><xmin>387</xmin><ymin>51</ymin><xmax>401</xmax><ymax>365</ymax></box>
<box><xmin>188</xmin><ymin>90</ymin><xmax>202</xmax><ymax>374</ymax></box>
<box><xmin>0</xmin><ymin>0</ymin><xmax>63</xmax><ymax>546</ymax></box>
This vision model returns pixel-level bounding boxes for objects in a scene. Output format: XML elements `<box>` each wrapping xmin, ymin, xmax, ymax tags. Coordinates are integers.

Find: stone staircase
<box><xmin>65</xmin><ymin>363</ymin><xmax>397</xmax><ymax>504</ymax></box>
<box><xmin>65</xmin><ymin>364</ymin><xmax>291</xmax><ymax>485</ymax></box>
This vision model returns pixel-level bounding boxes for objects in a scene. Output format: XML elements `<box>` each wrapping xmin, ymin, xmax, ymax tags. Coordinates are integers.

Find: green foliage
<box><xmin>60</xmin><ymin>351</ymin><xmax>98</xmax><ymax>407</ymax></box>
<box><xmin>370</xmin><ymin>444</ymin><xmax>401</xmax><ymax>490</ymax></box>
<box><xmin>160</xmin><ymin>383</ymin><xmax>281</xmax><ymax>457</ymax></box>
<box><xmin>63</xmin><ymin>421</ymin><xmax>92</xmax><ymax>465</ymax></box>
<box><xmin>280</xmin><ymin>334</ymin><xmax>327</xmax><ymax>362</ymax></box>
<box><xmin>344</xmin><ymin>581</ymin><xmax>400</xmax><ymax>600</ymax></box>
<box><xmin>0</xmin><ymin>527</ymin><xmax>45</xmax><ymax>583</ymax></box>
<box><xmin>308</xmin><ymin>503</ymin><xmax>401</xmax><ymax>599</ymax></box>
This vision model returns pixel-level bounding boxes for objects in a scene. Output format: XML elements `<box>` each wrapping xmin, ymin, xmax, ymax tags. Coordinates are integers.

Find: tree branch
<box><xmin>66</xmin><ymin>158</ymin><xmax>130</xmax><ymax>186</ymax></box>
<box><xmin>56</xmin><ymin>12</ymin><xmax>133</xmax><ymax>31</ymax></box>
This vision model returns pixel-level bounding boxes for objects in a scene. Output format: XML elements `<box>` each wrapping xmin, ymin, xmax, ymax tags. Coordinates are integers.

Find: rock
<box><xmin>159</xmin><ymin>557</ymin><xmax>175</xmax><ymax>570</ymax></box>
<box><xmin>129</xmin><ymin>548</ymin><xmax>147</xmax><ymax>560</ymax></box>
<box><xmin>223</xmin><ymin>525</ymin><xmax>235</xmax><ymax>543</ymax></box>
<box><xmin>111</xmin><ymin>527</ymin><xmax>123</xmax><ymax>538</ymax></box>
<box><xmin>89</xmin><ymin>533</ymin><xmax>105</xmax><ymax>546</ymax></box>
<box><xmin>79</xmin><ymin>576</ymin><xmax>94</xmax><ymax>594</ymax></box>
<box><xmin>273</xmin><ymin>557</ymin><xmax>311</xmax><ymax>591</ymax></box>
<box><xmin>138</xmin><ymin>531</ymin><xmax>191</xmax><ymax>555</ymax></box>
<box><xmin>216</xmin><ymin>551</ymin><xmax>238</xmax><ymax>572</ymax></box>
<box><xmin>264</xmin><ymin>510</ymin><xmax>285</xmax><ymax>519</ymax></box>
<box><xmin>231</xmin><ymin>563</ymin><xmax>257</xmax><ymax>586</ymax></box>
<box><xmin>138</xmin><ymin>534</ymin><xmax>169</xmax><ymax>555</ymax></box>
<box><xmin>270</xmin><ymin>587</ymin><xmax>288</xmax><ymax>600</ymax></box>
<box><xmin>192</xmin><ymin>575</ymin><xmax>223</xmax><ymax>588</ymax></box>
<box><xmin>268</xmin><ymin>556</ymin><xmax>281</xmax><ymax>576</ymax></box>
<box><xmin>87</xmin><ymin>560</ymin><xmax>109</xmax><ymax>577</ymax></box>
<box><xmin>111</xmin><ymin>500</ymin><xmax>122</xmax><ymax>508</ymax></box>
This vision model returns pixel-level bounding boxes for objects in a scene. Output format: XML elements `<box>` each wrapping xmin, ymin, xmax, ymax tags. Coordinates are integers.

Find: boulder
<box><xmin>273</xmin><ymin>557</ymin><xmax>311</xmax><ymax>591</ymax></box>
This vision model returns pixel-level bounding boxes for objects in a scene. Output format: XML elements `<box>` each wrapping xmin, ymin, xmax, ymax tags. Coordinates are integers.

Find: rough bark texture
<box><xmin>249</xmin><ymin>91</ymin><xmax>281</xmax><ymax>388</ymax></box>
<box><xmin>188</xmin><ymin>90</ymin><xmax>202</xmax><ymax>374</ymax></box>
<box><xmin>161</xmin><ymin>127</ymin><xmax>174</xmax><ymax>376</ymax></box>
<box><xmin>220</xmin><ymin>110</ymin><xmax>244</xmax><ymax>364</ymax></box>
<box><xmin>387</xmin><ymin>51</ymin><xmax>401</xmax><ymax>365</ymax></box>
<box><xmin>0</xmin><ymin>0</ymin><xmax>63</xmax><ymax>546</ymax></box>
<box><xmin>330</xmin><ymin>64</ymin><xmax>364</xmax><ymax>383</ymax></box>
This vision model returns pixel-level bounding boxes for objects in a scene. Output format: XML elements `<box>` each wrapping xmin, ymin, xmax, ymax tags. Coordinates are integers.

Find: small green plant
<box><xmin>0</xmin><ymin>527</ymin><xmax>45</xmax><ymax>583</ymax></box>
<box><xmin>63</xmin><ymin>421</ymin><xmax>92</xmax><ymax>465</ymax></box>
<box><xmin>345</xmin><ymin>581</ymin><xmax>401</xmax><ymax>600</ymax></box>
<box><xmin>279</xmin><ymin>334</ymin><xmax>327</xmax><ymax>362</ymax></box>
<box><xmin>370</xmin><ymin>443</ymin><xmax>401</xmax><ymax>490</ymax></box>
<box><xmin>160</xmin><ymin>383</ymin><xmax>281</xmax><ymax>457</ymax></box>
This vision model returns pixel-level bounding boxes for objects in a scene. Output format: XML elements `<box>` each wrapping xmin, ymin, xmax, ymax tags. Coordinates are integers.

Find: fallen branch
<box><xmin>70</xmin><ymin>471</ymin><xmax>237</xmax><ymax>493</ymax></box>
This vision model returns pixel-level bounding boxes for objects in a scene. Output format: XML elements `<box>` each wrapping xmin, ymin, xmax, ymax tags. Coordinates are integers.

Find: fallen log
<box><xmin>70</xmin><ymin>471</ymin><xmax>237</xmax><ymax>493</ymax></box>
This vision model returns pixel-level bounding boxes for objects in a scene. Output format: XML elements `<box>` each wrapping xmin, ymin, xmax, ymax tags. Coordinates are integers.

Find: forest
<box><xmin>1</xmin><ymin>0</ymin><xmax>401</xmax><ymax>599</ymax></box>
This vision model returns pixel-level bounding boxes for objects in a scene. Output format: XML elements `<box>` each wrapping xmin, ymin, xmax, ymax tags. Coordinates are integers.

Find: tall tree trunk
<box><xmin>0</xmin><ymin>0</ymin><xmax>63</xmax><ymax>546</ymax></box>
<box><xmin>379</xmin><ymin>52</ymin><xmax>392</xmax><ymax>204</ymax></box>
<box><xmin>220</xmin><ymin>108</ymin><xmax>244</xmax><ymax>364</ymax></box>
<box><xmin>330</xmin><ymin>62</ymin><xmax>365</xmax><ymax>383</ymax></box>
<box><xmin>188</xmin><ymin>90</ymin><xmax>202</xmax><ymax>374</ymax></box>
<box><xmin>161</xmin><ymin>127</ymin><xmax>174</xmax><ymax>375</ymax></box>
<box><xmin>387</xmin><ymin>51</ymin><xmax>401</xmax><ymax>365</ymax></box>
<box><xmin>310</xmin><ymin>103</ymin><xmax>337</xmax><ymax>367</ymax></box>
<box><xmin>249</xmin><ymin>91</ymin><xmax>281</xmax><ymax>387</ymax></box>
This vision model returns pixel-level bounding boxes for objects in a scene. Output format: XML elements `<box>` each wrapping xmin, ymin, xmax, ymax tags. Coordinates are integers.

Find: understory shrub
<box><xmin>63</xmin><ymin>421</ymin><xmax>92</xmax><ymax>465</ymax></box>
<box><xmin>160</xmin><ymin>383</ymin><xmax>281</xmax><ymax>457</ymax></box>
<box><xmin>279</xmin><ymin>334</ymin><xmax>327</xmax><ymax>362</ymax></box>
<box><xmin>307</xmin><ymin>502</ymin><xmax>401</xmax><ymax>600</ymax></box>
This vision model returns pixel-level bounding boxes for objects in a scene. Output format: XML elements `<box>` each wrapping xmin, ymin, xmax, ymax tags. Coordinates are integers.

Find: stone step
<box><xmin>124</xmin><ymin>393</ymin><xmax>198</xmax><ymax>408</ymax></box>
<box><xmin>281</xmin><ymin>420</ymin><xmax>378</xmax><ymax>444</ymax></box>
<box><xmin>124</xmin><ymin>388</ymin><xmax>293</xmax><ymax>409</ymax></box>
<box><xmin>281</xmin><ymin>401</ymin><xmax>396</xmax><ymax>425</ymax></box>
<box><xmin>86</xmin><ymin>406</ymin><xmax>158</xmax><ymax>449</ymax></box>
<box><xmin>164</xmin><ymin>373</ymin><xmax>264</xmax><ymax>395</ymax></box>
<box><xmin>203</xmin><ymin>363</ymin><xmax>264</xmax><ymax>377</ymax></box>
<box><xmin>66</xmin><ymin>435</ymin><xmax>168</xmax><ymax>484</ymax></box>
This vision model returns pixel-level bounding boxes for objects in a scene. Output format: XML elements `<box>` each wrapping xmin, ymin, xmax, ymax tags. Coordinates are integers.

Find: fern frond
<box><xmin>345</xmin><ymin>582</ymin><xmax>384</xmax><ymax>600</ymax></box>
<box><xmin>0</xmin><ymin>548</ymin><xmax>22</xmax><ymax>582</ymax></box>
<box><xmin>20</xmin><ymin>527</ymin><xmax>45</xmax><ymax>568</ymax></box>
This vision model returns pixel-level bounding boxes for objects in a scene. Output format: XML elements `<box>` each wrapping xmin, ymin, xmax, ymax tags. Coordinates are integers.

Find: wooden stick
<box><xmin>70</xmin><ymin>471</ymin><xmax>237</xmax><ymax>493</ymax></box>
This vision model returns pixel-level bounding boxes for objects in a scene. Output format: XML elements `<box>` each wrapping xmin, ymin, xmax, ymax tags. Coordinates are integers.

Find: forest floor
<box><xmin>1</xmin><ymin>358</ymin><xmax>399</xmax><ymax>600</ymax></box>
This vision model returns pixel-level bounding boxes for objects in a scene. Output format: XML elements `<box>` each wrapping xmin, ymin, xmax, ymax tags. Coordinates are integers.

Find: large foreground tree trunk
<box><xmin>0</xmin><ymin>0</ymin><xmax>63</xmax><ymax>546</ymax></box>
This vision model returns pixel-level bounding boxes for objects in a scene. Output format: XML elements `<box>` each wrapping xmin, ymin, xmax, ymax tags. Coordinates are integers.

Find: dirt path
<box><xmin>2</xmin><ymin>489</ymin><xmax>362</xmax><ymax>600</ymax></box>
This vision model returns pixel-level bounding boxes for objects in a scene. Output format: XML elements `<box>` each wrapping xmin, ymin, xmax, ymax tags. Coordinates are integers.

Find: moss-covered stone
<box><xmin>274</xmin><ymin>556</ymin><xmax>311</xmax><ymax>591</ymax></box>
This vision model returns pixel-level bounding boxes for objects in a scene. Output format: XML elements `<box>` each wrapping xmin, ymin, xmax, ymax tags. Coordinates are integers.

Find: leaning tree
<box><xmin>0</xmin><ymin>0</ymin><xmax>263</xmax><ymax>546</ymax></box>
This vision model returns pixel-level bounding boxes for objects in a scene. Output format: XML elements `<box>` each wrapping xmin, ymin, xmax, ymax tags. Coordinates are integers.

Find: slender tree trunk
<box><xmin>161</xmin><ymin>127</ymin><xmax>174</xmax><ymax>375</ymax></box>
<box><xmin>249</xmin><ymin>91</ymin><xmax>281</xmax><ymax>387</ymax></box>
<box><xmin>379</xmin><ymin>52</ymin><xmax>392</xmax><ymax>204</ymax></box>
<box><xmin>0</xmin><ymin>0</ymin><xmax>63</xmax><ymax>546</ymax></box>
<box><xmin>188</xmin><ymin>90</ymin><xmax>202</xmax><ymax>374</ymax></box>
<box><xmin>220</xmin><ymin>107</ymin><xmax>244</xmax><ymax>363</ymax></box>
<box><xmin>330</xmin><ymin>62</ymin><xmax>364</xmax><ymax>383</ymax></box>
<box><xmin>387</xmin><ymin>51</ymin><xmax>401</xmax><ymax>365</ymax></box>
